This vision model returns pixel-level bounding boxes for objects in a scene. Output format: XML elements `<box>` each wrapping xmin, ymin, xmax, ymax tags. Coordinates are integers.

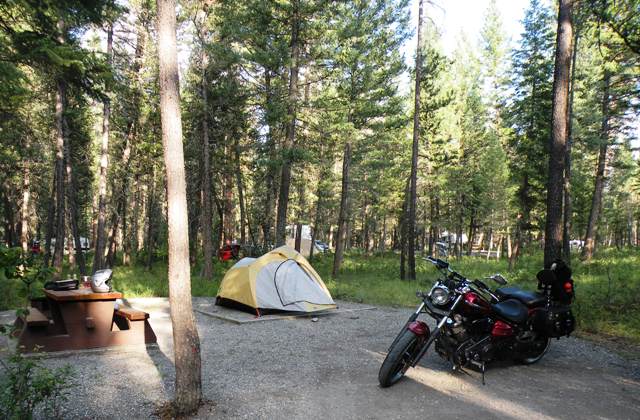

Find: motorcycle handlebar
<box><xmin>424</xmin><ymin>256</ymin><xmax>468</xmax><ymax>283</ymax></box>
<box><xmin>424</xmin><ymin>256</ymin><xmax>449</xmax><ymax>270</ymax></box>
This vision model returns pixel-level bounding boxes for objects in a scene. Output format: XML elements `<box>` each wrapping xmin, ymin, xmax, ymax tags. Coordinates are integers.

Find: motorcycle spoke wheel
<box><xmin>518</xmin><ymin>335</ymin><xmax>551</xmax><ymax>365</ymax></box>
<box><xmin>379</xmin><ymin>329</ymin><xmax>421</xmax><ymax>388</ymax></box>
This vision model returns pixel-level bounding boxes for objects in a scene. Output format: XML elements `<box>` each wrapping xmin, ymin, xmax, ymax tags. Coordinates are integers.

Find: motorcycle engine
<box><xmin>436</xmin><ymin>315</ymin><xmax>497</xmax><ymax>367</ymax></box>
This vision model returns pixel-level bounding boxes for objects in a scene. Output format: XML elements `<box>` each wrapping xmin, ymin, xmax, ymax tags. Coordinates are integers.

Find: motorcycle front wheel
<box><xmin>378</xmin><ymin>329</ymin><xmax>421</xmax><ymax>388</ymax></box>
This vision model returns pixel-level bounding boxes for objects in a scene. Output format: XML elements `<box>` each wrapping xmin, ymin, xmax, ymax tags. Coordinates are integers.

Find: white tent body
<box><xmin>255</xmin><ymin>260</ymin><xmax>334</xmax><ymax>311</ymax></box>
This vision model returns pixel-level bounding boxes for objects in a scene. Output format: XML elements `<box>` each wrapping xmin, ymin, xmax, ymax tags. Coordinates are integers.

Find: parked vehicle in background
<box><xmin>569</xmin><ymin>239</ymin><xmax>584</xmax><ymax>249</ymax></box>
<box><xmin>30</xmin><ymin>240</ymin><xmax>41</xmax><ymax>254</ymax></box>
<box><xmin>48</xmin><ymin>237</ymin><xmax>90</xmax><ymax>253</ymax></box>
<box><xmin>314</xmin><ymin>240</ymin><xmax>330</xmax><ymax>253</ymax></box>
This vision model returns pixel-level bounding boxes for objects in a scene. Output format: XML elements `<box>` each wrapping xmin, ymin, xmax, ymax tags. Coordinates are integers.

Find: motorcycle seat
<box><xmin>491</xmin><ymin>299</ymin><xmax>528</xmax><ymax>324</ymax></box>
<box><xmin>495</xmin><ymin>286</ymin><xmax>546</xmax><ymax>307</ymax></box>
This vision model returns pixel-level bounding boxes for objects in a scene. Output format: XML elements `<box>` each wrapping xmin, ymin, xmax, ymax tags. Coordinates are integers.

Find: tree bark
<box><xmin>156</xmin><ymin>0</ymin><xmax>202</xmax><ymax>413</ymax></box>
<box><xmin>200</xmin><ymin>46</ymin><xmax>214</xmax><ymax>280</ymax></box>
<box><xmin>544</xmin><ymin>0</ymin><xmax>573</xmax><ymax>268</ymax></box>
<box><xmin>1</xmin><ymin>183</ymin><xmax>15</xmax><ymax>247</ymax></box>
<box><xmin>582</xmin><ymin>71</ymin><xmax>611</xmax><ymax>261</ymax></box>
<box><xmin>20</xmin><ymin>160</ymin><xmax>30</xmax><ymax>255</ymax></box>
<box><xmin>407</xmin><ymin>0</ymin><xmax>424</xmax><ymax>280</ymax></box>
<box><xmin>93</xmin><ymin>24</ymin><xmax>113</xmax><ymax>273</ymax></box>
<box><xmin>275</xmin><ymin>0</ymin><xmax>300</xmax><ymax>246</ymax></box>
<box><xmin>262</xmin><ymin>70</ymin><xmax>276</xmax><ymax>247</ymax></box>
<box><xmin>234</xmin><ymin>137</ymin><xmax>247</xmax><ymax>244</ymax></box>
<box><xmin>399</xmin><ymin>177</ymin><xmax>410</xmax><ymax>279</ymax></box>
<box><xmin>43</xmin><ymin>172</ymin><xmax>56</xmax><ymax>267</ymax></box>
<box><xmin>61</xmin><ymin>104</ymin><xmax>86</xmax><ymax>275</ymax></box>
<box><xmin>563</xmin><ymin>28</ymin><xmax>579</xmax><ymax>262</ymax></box>
<box><xmin>145</xmin><ymin>173</ymin><xmax>156</xmax><ymax>270</ymax></box>
<box><xmin>332</xmin><ymin>141</ymin><xmax>352</xmax><ymax>278</ymax></box>
<box><xmin>53</xmin><ymin>79</ymin><xmax>66</xmax><ymax>277</ymax></box>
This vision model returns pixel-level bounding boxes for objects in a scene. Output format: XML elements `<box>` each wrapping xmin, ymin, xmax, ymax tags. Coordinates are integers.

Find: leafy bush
<box><xmin>0</xmin><ymin>245</ymin><xmax>51</xmax><ymax>310</ymax></box>
<box><xmin>0</xmin><ymin>318</ymin><xmax>75</xmax><ymax>419</ymax></box>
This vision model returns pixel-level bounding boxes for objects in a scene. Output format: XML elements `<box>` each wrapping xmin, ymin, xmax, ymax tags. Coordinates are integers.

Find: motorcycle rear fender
<box><xmin>408</xmin><ymin>320</ymin><xmax>430</xmax><ymax>337</ymax></box>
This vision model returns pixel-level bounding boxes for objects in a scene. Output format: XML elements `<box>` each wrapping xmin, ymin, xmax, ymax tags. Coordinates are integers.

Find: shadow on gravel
<box><xmin>366</xmin><ymin>348</ymin><xmax>640</xmax><ymax>420</ymax></box>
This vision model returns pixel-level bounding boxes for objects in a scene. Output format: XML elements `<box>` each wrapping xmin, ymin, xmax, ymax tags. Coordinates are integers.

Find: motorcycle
<box><xmin>378</xmin><ymin>256</ymin><xmax>575</xmax><ymax>387</ymax></box>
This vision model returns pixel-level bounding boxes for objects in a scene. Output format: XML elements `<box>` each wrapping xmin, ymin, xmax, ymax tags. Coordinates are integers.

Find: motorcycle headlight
<box><xmin>430</xmin><ymin>286</ymin><xmax>451</xmax><ymax>306</ymax></box>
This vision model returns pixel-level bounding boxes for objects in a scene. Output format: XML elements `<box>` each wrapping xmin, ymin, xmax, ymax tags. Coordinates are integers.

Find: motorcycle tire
<box><xmin>378</xmin><ymin>329</ymin><xmax>421</xmax><ymax>388</ymax></box>
<box><xmin>517</xmin><ymin>335</ymin><xmax>551</xmax><ymax>365</ymax></box>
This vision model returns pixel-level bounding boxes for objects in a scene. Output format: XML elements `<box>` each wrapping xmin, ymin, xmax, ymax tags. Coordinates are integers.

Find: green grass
<box><xmin>2</xmin><ymin>248</ymin><xmax>639</xmax><ymax>345</ymax></box>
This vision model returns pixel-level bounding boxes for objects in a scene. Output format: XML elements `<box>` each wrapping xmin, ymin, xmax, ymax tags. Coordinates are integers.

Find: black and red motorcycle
<box><xmin>378</xmin><ymin>256</ymin><xmax>575</xmax><ymax>387</ymax></box>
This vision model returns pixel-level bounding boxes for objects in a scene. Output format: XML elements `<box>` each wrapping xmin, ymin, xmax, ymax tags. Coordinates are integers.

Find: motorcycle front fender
<box><xmin>408</xmin><ymin>320</ymin><xmax>430</xmax><ymax>337</ymax></box>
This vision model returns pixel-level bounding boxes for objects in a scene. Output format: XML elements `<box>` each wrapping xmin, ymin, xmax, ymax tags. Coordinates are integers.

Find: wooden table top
<box><xmin>44</xmin><ymin>288</ymin><xmax>123</xmax><ymax>302</ymax></box>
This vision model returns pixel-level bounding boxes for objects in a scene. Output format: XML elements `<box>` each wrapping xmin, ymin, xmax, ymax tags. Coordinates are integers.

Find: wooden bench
<box><xmin>25</xmin><ymin>307</ymin><xmax>49</xmax><ymax>327</ymax></box>
<box><xmin>115</xmin><ymin>306</ymin><xmax>149</xmax><ymax>321</ymax></box>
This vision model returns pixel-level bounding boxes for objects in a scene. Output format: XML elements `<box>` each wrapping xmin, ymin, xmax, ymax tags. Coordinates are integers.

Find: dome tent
<box><xmin>216</xmin><ymin>246</ymin><xmax>336</xmax><ymax>313</ymax></box>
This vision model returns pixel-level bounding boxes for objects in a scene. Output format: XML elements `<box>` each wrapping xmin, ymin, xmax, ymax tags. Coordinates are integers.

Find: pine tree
<box><xmin>330</xmin><ymin>0</ymin><xmax>409</xmax><ymax>278</ymax></box>
<box><xmin>507</xmin><ymin>0</ymin><xmax>555</xmax><ymax>264</ymax></box>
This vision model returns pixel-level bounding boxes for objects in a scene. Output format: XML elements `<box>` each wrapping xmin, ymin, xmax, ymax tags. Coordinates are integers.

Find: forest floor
<box><xmin>2</xmin><ymin>298</ymin><xmax>638</xmax><ymax>419</ymax></box>
<box><xmin>107</xmin><ymin>248</ymin><xmax>640</xmax><ymax>347</ymax></box>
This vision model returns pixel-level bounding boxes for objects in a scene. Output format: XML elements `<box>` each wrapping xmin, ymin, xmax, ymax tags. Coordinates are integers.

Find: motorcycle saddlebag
<box><xmin>533</xmin><ymin>305</ymin><xmax>575</xmax><ymax>338</ymax></box>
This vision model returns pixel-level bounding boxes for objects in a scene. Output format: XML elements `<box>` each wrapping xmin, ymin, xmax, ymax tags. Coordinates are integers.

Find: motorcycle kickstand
<box><xmin>481</xmin><ymin>362</ymin><xmax>486</xmax><ymax>386</ymax></box>
<box><xmin>453</xmin><ymin>364</ymin><xmax>473</xmax><ymax>379</ymax></box>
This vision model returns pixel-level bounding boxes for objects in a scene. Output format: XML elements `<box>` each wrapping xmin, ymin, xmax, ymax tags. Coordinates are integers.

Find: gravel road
<box><xmin>4</xmin><ymin>298</ymin><xmax>639</xmax><ymax>419</ymax></box>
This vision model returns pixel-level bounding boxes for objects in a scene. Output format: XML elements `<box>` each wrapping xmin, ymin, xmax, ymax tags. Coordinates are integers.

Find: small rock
<box><xmin>311</xmin><ymin>317</ymin><xmax>318</xmax><ymax>322</ymax></box>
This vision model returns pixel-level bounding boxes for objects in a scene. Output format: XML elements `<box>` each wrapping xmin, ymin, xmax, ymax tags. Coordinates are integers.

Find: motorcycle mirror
<box><xmin>491</xmin><ymin>274</ymin><xmax>507</xmax><ymax>285</ymax></box>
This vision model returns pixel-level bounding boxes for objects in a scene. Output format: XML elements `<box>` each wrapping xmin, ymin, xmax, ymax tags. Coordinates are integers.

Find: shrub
<box><xmin>0</xmin><ymin>320</ymin><xmax>75</xmax><ymax>419</ymax></box>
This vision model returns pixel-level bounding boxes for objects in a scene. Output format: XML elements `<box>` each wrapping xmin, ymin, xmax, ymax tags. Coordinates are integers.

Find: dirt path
<box><xmin>3</xmin><ymin>298</ymin><xmax>639</xmax><ymax>419</ymax></box>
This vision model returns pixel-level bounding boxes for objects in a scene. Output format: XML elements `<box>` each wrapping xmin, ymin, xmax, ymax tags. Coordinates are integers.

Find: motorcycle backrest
<box><xmin>536</xmin><ymin>269</ymin><xmax>556</xmax><ymax>287</ymax></box>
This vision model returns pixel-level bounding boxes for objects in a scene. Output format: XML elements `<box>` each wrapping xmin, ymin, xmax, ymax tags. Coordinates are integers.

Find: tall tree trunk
<box><xmin>563</xmin><ymin>28</ymin><xmax>579</xmax><ymax>262</ymax></box>
<box><xmin>20</xmin><ymin>161</ymin><xmax>30</xmax><ymax>255</ymax></box>
<box><xmin>399</xmin><ymin>177</ymin><xmax>410</xmax><ymax>279</ymax></box>
<box><xmin>234</xmin><ymin>137</ymin><xmax>246</xmax><ymax>244</ymax></box>
<box><xmin>53</xmin><ymin>79</ymin><xmax>66</xmax><ymax>276</ymax></box>
<box><xmin>43</xmin><ymin>172</ymin><xmax>56</xmax><ymax>267</ymax></box>
<box><xmin>407</xmin><ymin>0</ymin><xmax>424</xmax><ymax>280</ymax></box>
<box><xmin>262</xmin><ymin>70</ymin><xmax>275</xmax><ymax>247</ymax></box>
<box><xmin>294</xmin><ymin>179</ymin><xmax>305</xmax><ymax>252</ymax></box>
<box><xmin>467</xmin><ymin>212</ymin><xmax>475</xmax><ymax>256</ymax></box>
<box><xmin>222</xmin><ymin>144</ymin><xmax>235</xmax><ymax>242</ymax></box>
<box><xmin>93</xmin><ymin>24</ymin><xmax>113</xmax><ymax>273</ymax></box>
<box><xmin>275</xmin><ymin>0</ymin><xmax>300</xmax><ymax>246</ymax></box>
<box><xmin>309</xmin><ymin>197</ymin><xmax>322</xmax><ymax>262</ymax></box>
<box><xmin>544</xmin><ymin>0</ymin><xmax>573</xmax><ymax>268</ymax></box>
<box><xmin>145</xmin><ymin>173</ymin><xmax>156</xmax><ymax>270</ymax></box>
<box><xmin>509</xmin><ymin>214</ymin><xmax>522</xmax><ymax>270</ymax></box>
<box><xmin>582</xmin><ymin>71</ymin><xmax>611</xmax><ymax>261</ymax></box>
<box><xmin>63</xmin><ymin>108</ymin><xmax>87</xmax><ymax>276</ymax></box>
<box><xmin>1</xmin><ymin>184</ymin><xmax>15</xmax><ymax>247</ymax></box>
<box><xmin>106</xmin><ymin>25</ymin><xmax>144</xmax><ymax>266</ymax></box>
<box><xmin>200</xmin><ymin>47</ymin><xmax>214</xmax><ymax>280</ymax></box>
<box><xmin>332</xmin><ymin>142</ymin><xmax>352</xmax><ymax>278</ymax></box>
<box><xmin>63</xmin><ymin>118</ymin><xmax>87</xmax><ymax>275</ymax></box>
<box><xmin>156</xmin><ymin>0</ymin><xmax>202</xmax><ymax>413</ymax></box>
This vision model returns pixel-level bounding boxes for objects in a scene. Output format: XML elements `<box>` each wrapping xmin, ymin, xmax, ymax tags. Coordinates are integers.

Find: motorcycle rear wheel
<box><xmin>518</xmin><ymin>335</ymin><xmax>551</xmax><ymax>365</ymax></box>
<box><xmin>378</xmin><ymin>329</ymin><xmax>421</xmax><ymax>388</ymax></box>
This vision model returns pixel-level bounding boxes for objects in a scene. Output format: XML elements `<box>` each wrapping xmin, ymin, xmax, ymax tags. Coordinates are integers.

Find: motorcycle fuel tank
<box><xmin>460</xmin><ymin>291</ymin><xmax>492</xmax><ymax>316</ymax></box>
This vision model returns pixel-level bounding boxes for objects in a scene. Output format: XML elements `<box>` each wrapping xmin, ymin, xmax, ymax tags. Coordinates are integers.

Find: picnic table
<box><xmin>15</xmin><ymin>287</ymin><xmax>157</xmax><ymax>353</ymax></box>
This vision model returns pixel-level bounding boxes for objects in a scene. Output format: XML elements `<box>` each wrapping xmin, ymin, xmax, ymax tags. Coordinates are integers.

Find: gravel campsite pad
<box><xmin>3</xmin><ymin>297</ymin><xmax>640</xmax><ymax>419</ymax></box>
